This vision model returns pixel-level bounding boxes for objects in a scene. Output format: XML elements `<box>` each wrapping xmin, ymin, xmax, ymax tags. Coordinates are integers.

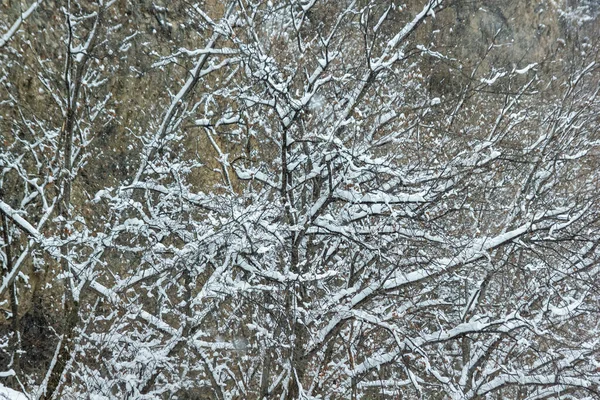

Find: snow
<box><xmin>514</xmin><ymin>63</ymin><xmax>537</xmax><ymax>74</ymax></box>
<box><xmin>0</xmin><ymin>0</ymin><xmax>42</xmax><ymax>48</ymax></box>
<box><xmin>0</xmin><ymin>383</ymin><xmax>28</xmax><ymax>400</ymax></box>
<box><xmin>334</xmin><ymin>189</ymin><xmax>426</xmax><ymax>204</ymax></box>
<box><xmin>480</xmin><ymin>71</ymin><xmax>506</xmax><ymax>85</ymax></box>
<box><xmin>195</xmin><ymin>118</ymin><xmax>210</xmax><ymax>126</ymax></box>
<box><xmin>3</xmin><ymin>0</ymin><xmax>600</xmax><ymax>398</ymax></box>
<box><xmin>0</xmin><ymin>200</ymin><xmax>44</xmax><ymax>242</ymax></box>
<box><xmin>548</xmin><ymin>296</ymin><xmax>585</xmax><ymax>317</ymax></box>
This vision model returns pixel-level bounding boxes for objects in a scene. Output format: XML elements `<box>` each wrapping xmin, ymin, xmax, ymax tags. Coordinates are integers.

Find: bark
<box><xmin>1</xmin><ymin>211</ymin><xmax>20</xmax><ymax>380</ymax></box>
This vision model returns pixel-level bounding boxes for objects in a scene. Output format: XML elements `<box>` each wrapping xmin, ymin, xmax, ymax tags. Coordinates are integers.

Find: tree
<box><xmin>1</xmin><ymin>0</ymin><xmax>128</xmax><ymax>397</ymax></box>
<box><xmin>1</xmin><ymin>0</ymin><xmax>600</xmax><ymax>399</ymax></box>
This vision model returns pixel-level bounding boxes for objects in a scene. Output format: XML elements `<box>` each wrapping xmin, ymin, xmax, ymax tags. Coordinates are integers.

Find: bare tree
<box><xmin>1</xmin><ymin>0</ymin><xmax>600</xmax><ymax>399</ymax></box>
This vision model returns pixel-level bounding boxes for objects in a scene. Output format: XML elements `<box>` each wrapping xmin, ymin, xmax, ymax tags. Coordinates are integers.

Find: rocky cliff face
<box><xmin>2</xmin><ymin>0</ymin><xmax>594</xmax><ymax>190</ymax></box>
<box><xmin>414</xmin><ymin>0</ymin><xmax>598</xmax><ymax>95</ymax></box>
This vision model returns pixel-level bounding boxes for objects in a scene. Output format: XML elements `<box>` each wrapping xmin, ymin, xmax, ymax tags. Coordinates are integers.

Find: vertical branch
<box><xmin>0</xmin><ymin>210</ymin><xmax>20</xmax><ymax>379</ymax></box>
<box><xmin>205</xmin><ymin>127</ymin><xmax>234</xmax><ymax>191</ymax></box>
<box><xmin>42</xmin><ymin>2</ymin><xmax>104</xmax><ymax>398</ymax></box>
